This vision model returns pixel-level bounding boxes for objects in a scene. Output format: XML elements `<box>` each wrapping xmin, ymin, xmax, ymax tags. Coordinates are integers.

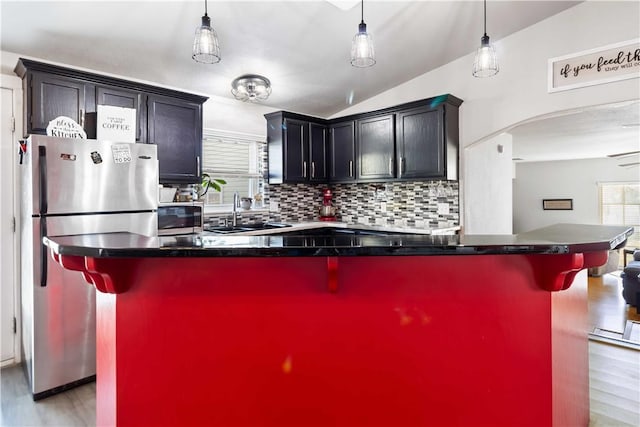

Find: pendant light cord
<box><xmin>361</xmin><ymin>0</ymin><xmax>364</xmax><ymax>25</ymax></box>
<box><xmin>204</xmin><ymin>0</ymin><xmax>208</xmax><ymax>17</ymax></box>
<box><xmin>483</xmin><ymin>0</ymin><xmax>487</xmax><ymax>37</ymax></box>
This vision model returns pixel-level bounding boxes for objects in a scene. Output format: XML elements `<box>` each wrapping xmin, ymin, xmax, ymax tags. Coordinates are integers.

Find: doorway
<box><xmin>1</xmin><ymin>83</ymin><xmax>20</xmax><ymax>366</ymax></box>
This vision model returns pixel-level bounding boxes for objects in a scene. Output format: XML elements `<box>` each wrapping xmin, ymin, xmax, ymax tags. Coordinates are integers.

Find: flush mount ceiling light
<box><xmin>472</xmin><ymin>0</ymin><xmax>499</xmax><ymax>78</ymax></box>
<box><xmin>192</xmin><ymin>0</ymin><xmax>221</xmax><ymax>64</ymax></box>
<box><xmin>231</xmin><ymin>74</ymin><xmax>272</xmax><ymax>102</ymax></box>
<box><xmin>350</xmin><ymin>0</ymin><xmax>375</xmax><ymax>68</ymax></box>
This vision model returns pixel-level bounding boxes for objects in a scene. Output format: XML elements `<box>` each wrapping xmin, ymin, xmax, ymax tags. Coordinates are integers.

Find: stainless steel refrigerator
<box><xmin>19</xmin><ymin>135</ymin><xmax>158</xmax><ymax>399</ymax></box>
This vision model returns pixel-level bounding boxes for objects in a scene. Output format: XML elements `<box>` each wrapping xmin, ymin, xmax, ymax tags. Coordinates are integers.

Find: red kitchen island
<box><xmin>44</xmin><ymin>224</ymin><xmax>632</xmax><ymax>427</ymax></box>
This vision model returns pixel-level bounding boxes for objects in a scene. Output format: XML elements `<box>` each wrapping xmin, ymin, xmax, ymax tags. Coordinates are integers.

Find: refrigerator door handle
<box><xmin>40</xmin><ymin>217</ymin><xmax>48</xmax><ymax>287</ymax></box>
<box><xmin>38</xmin><ymin>145</ymin><xmax>48</xmax><ymax>286</ymax></box>
<box><xmin>39</xmin><ymin>146</ymin><xmax>48</xmax><ymax>214</ymax></box>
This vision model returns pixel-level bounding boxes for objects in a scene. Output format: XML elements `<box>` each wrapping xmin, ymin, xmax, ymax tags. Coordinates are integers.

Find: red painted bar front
<box><xmin>63</xmin><ymin>253</ymin><xmax>591</xmax><ymax>427</ymax></box>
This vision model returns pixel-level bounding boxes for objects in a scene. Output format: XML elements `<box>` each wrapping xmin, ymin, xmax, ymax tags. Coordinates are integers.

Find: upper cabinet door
<box><xmin>96</xmin><ymin>86</ymin><xmax>146</xmax><ymax>142</ymax></box>
<box><xmin>329</xmin><ymin>121</ymin><xmax>356</xmax><ymax>182</ymax></box>
<box><xmin>283</xmin><ymin>118</ymin><xmax>308</xmax><ymax>183</ymax></box>
<box><xmin>147</xmin><ymin>94</ymin><xmax>202</xmax><ymax>184</ymax></box>
<box><xmin>309</xmin><ymin>123</ymin><xmax>328</xmax><ymax>182</ymax></box>
<box><xmin>29</xmin><ymin>72</ymin><xmax>86</xmax><ymax>135</ymax></box>
<box><xmin>357</xmin><ymin>114</ymin><xmax>395</xmax><ymax>181</ymax></box>
<box><xmin>396</xmin><ymin>105</ymin><xmax>444</xmax><ymax>179</ymax></box>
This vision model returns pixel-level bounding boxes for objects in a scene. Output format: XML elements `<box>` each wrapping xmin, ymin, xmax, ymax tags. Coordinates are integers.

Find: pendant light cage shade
<box><xmin>192</xmin><ymin>7</ymin><xmax>221</xmax><ymax>64</ymax></box>
<box><xmin>472</xmin><ymin>36</ymin><xmax>499</xmax><ymax>77</ymax></box>
<box><xmin>231</xmin><ymin>74</ymin><xmax>272</xmax><ymax>102</ymax></box>
<box><xmin>350</xmin><ymin>0</ymin><xmax>375</xmax><ymax>68</ymax></box>
<box><xmin>351</xmin><ymin>24</ymin><xmax>375</xmax><ymax>67</ymax></box>
<box><xmin>473</xmin><ymin>0</ymin><xmax>498</xmax><ymax>78</ymax></box>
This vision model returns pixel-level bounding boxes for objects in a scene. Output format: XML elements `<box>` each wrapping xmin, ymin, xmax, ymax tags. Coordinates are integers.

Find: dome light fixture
<box><xmin>192</xmin><ymin>0</ymin><xmax>221</xmax><ymax>64</ymax></box>
<box><xmin>231</xmin><ymin>74</ymin><xmax>272</xmax><ymax>102</ymax></box>
<box><xmin>472</xmin><ymin>0</ymin><xmax>499</xmax><ymax>78</ymax></box>
<box><xmin>350</xmin><ymin>0</ymin><xmax>375</xmax><ymax>68</ymax></box>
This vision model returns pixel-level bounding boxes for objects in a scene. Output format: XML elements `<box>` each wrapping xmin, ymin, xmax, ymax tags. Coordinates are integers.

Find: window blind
<box><xmin>201</xmin><ymin>129</ymin><xmax>265</xmax><ymax>207</ymax></box>
<box><xmin>202</xmin><ymin>129</ymin><xmax>264</xmax><ymax>177</ymax></box>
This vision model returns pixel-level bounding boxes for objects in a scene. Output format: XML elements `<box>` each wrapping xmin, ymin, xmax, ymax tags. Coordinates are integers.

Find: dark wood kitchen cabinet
<box><xmin>265</xmin><ymin>94</ymin><xmax>461</xmax><ymax>184</ymax></box>
<box><xmin>15</xmin><ymin>58</ymin><xmax>208</xmax><ymax>184</ymax></box>
<box><xmin>329</xmin><ymin>121</ymin><xmax>356</xmax><ymax>182</ymax></box>
<box><xmin>28</xmin><ymin>72</ymin><xmax>87</xmax><ymax>134</ymax></box>
<box><xmin>283</xmin><ymin>118</ymin><xmax>308</xmax><ymax>182</ymax></box>
<box><xmin>265</xmin><ymin>111</ymin><xmax>328</xmax><ymax>184</ymax></box>
<box><xmin>396</xmin><ymin>102</ymin><xmax>459</xmax><ymax>180</ymax></box>
<box><xmin>356</xmin><ymin>114</ymin><xmax>395</xmax><ymax>181</ymax></box>
<box><xmin>309</xmin><ymin>123</ymin><xmax>329</xmax><ymax>182</ymax></box>
<box><xmin>147</xmin><ymin>94</ymin><xmax>203</xmax><ymax>184</ymax></box>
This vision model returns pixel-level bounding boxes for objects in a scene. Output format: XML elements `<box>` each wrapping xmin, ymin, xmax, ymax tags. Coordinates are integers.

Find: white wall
<box><xmin>464</xmin><ymin>133</ymin><xmax>513</xmax><ymax>234</ymax></box>
<box><xmin>329</xmin><ymin>1</ymin><xmax>639</xmax><ymax>233</ymax></box>
<box><xmin>0</xmin><ymin>50</ymin><xmax>276</xmax><ymax>138</ymax></box>
<box><xmin>513</xmin><ymin>158</ymin><xmax>640</xmax><ymax>233</ymax></box>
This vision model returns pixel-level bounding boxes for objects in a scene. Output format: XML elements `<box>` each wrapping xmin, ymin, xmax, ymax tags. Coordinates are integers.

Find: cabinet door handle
<box><xmin>349</xmin><ymin>160</ymin><xmax>353</xmax><ymax>177</ymax></box>
<box><xmin>303</xmin><ymin>161</ymin><xmax>307</xmax><ymax>178</ymax></box>
<box><xmin>80</xmin><ymin>109</ymin><xmax>85</xmax><ymax>128</ymax></box>
<box><xmin>311</xmin><ymin>161</ymin><xmax>315</xmax><ymax>179</ymax></box>
<box><xmin>399</xmin><ymin>157</ymin><xmax>404</xmax><ymax>178</ymax></box>
<box><xmin>389</xmin><ymin>157</ymin><xmax>393</xmax><ymax>176</ymax></box>
<box><xmin>196</xmin><ymin>156</ymin><xmax>200</xmax><ymax>176</ymax></box>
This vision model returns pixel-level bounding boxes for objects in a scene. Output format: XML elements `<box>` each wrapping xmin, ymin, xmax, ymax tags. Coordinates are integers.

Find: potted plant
<box><xmin>196</xmin><ymin>173</ymin><xmax>226</xmax><ymax>200</ymax></box>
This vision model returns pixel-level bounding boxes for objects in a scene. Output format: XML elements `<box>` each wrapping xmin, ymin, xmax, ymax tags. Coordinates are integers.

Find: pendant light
<box><xmin>350</xmin><ymin>0</ymin><xmax>375</xmax><ymax>67</ymax></box>
<box><xmin>192</xmin><ymin>0</ymin><xmax>221</xmax><ymax>64</ymax></box>
<box><xmin>472</xmin><ymin>0</ymin><xmax>498</xmax><ymax>78</ymax></box>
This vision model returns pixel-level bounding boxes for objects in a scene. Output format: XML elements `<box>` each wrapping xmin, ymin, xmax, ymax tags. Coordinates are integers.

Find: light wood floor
<box><xmin>588</xmin><ymin>273</ymin><xmax>640</xmax><ymax>427</ymax></box>
<box><xmin>588</xmin><ymin>272</ymin><xmax>640</xmax><ymax>333</ymax></box>
<box><xmin>1</xmin><ymin>274</ymin><xmax>638</xmax><ymax>427</ymax></box>
<box><xmin>0</xmin><ymin>366</ymin><xmax>95</xmax><ymax>426</ymax></box>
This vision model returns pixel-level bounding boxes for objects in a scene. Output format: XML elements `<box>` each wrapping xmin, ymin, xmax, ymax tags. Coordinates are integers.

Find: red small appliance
<box><xmin>318</xmin><ymin>188</ymin><xmax>337</xmax><ymax>221</ymax></box>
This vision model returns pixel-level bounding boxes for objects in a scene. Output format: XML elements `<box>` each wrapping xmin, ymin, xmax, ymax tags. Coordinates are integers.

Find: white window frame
<box><xmin>201</xmin><ymin>128</ymin><xmax>265</xmax><ymax>214</ymax></box>
<box><xmin>598</xmin><ymin>181</ymin><xmax>640</xmax><ymax>249</ymax></box>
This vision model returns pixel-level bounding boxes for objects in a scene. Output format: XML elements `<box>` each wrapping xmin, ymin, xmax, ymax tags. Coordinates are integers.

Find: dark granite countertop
<box><xmin>43</xmin><ymin>224</ymin><xmax>633</xmax><ymax>258</ymax></box>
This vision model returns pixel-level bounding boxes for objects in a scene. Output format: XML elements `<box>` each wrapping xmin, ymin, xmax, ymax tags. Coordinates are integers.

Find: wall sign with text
<box><xmin>548</xmin><ymin>38</ymin><xmax>640</xmax><ymax>93</ymax></box>
<box><xmin>97</xmin><ymin>105</ymin><xmax>136</xmax><ymax>143</ymax></box>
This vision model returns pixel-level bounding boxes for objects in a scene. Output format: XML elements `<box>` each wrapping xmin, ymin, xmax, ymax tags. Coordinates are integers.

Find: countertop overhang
<box><xmin>43</xmin><ymin>223</ymin><xmax>633</xmax><ymax>258</ymax></box>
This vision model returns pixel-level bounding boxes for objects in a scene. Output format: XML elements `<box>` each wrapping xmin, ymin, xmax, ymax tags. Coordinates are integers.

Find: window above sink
<box><xmin>200</xmin><ymin>129</ymin><xmax>266</xmax><ymax>214</ymax></box>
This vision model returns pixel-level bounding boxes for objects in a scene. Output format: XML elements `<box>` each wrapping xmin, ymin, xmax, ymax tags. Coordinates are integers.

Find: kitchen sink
<box><xmin>204</xmin><ymin>222</ymin><xmax>291</xmax><ymax>234</ymax></box>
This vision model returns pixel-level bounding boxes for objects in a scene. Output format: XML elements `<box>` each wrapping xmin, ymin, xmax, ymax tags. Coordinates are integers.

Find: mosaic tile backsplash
<box><xmin>206</xmin><ymin>181</ymin><xmax>459</xmax><ymax>230</ymax></box>
<box><xmin>264</xmin><ymin>181</ymin><xmax>459</xmax><ymax>229</ymax></box>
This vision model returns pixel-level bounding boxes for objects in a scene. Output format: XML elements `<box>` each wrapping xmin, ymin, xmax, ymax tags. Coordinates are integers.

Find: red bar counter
<box><xmin>44</xmin><ymin>224</ymin><xmax>632</xmax><ymax>427</ymax></box>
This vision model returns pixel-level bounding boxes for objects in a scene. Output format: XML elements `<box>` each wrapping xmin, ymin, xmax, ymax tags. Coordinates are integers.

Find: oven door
<box><xmin>157</xmin><ymin>203</ymin><xmax>203</xmax><ymax>235</ymax></box>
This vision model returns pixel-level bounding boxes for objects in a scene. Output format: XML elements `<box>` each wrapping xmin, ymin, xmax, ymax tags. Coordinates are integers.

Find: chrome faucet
<box><xmin>232</xmin><ymin>192</ymin><xmax>240</xmax><ymax>227</ymax></box>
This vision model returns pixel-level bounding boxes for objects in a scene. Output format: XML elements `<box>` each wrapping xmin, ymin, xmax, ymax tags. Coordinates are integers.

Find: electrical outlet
<box><xmin>437</xmin><ymin>203</ymin><xmax>450</xmax><ymax>215</ymax></box>
<box><xmin>380</xmin><ymin>201</ymin><xmax>387</xmax><ymax>212</ymax></box>
<box><xmin>269</xmin><ymin>201</ymin><xmax>279</xmax><ymax>212</ymax></box>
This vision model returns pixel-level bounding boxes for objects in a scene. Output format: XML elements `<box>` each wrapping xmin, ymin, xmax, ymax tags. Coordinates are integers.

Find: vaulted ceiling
<box><xmin>1</xmin><ymin>0</ymin><xmax>580</xmax><ymax>117</ymax></box>
<box><xmin>4</xmin><ymin>1</ymin><xmax>637</xmax><ymax>164</ymax></box>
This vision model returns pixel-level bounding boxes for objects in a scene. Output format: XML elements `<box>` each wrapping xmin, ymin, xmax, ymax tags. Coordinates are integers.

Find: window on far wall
<box><xmin>200</xmin><ymin>129</ymin><xmax>265</xmax><ymax>212</ymax></box>
<box><xmin>600</xmin><ymin>182</ymin><xmax>640</xmax><ymax>249</ymax></box>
